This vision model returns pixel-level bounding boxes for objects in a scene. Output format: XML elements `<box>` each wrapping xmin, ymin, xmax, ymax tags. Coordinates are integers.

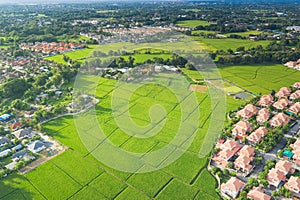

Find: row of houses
<box><xmin>20</xmin><ymin>42</ymin><xmax>83</xmax><ymax>55</ymax></box>
<box><xmin>0</xmin><ymin>126</ymin><xmax>48</xmax><ymax>171</ymax></box>
<box><xmin>212</xmin><ymin>82</ymin><xmax>300</xmax><ymax>199</ymax></box>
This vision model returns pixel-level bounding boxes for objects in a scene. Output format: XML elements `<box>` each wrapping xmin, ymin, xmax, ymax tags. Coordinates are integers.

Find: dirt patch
<box><xmin>189</xmin><ymin>84</ymin><xmax>207</xmax><ymax>93</ymax></box>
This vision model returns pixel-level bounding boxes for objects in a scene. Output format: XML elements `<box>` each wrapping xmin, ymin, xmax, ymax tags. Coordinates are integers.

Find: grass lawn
<box><xmin>176</xmin><ymin>20</ymin><xmax>210</xmax><ymax>28</ymax></box>
<box><xmin>224</xmin><ymin>86</ymin><xmax>244</xmax><ymax>94</ymax></box>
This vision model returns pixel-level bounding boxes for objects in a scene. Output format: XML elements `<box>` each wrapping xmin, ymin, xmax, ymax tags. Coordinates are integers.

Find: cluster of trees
<box><xmin>216</xmin><ymin>42</ymin><xmax>300</xmax><ymax>65</ymax></box>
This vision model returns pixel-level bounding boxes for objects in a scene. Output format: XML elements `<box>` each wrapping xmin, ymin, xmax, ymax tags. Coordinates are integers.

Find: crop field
<box><xmin>193</xmin><ymin>37</ymin><xmax>270</xmax><ymax>51</ymax></box>
<box><xmin>0</xmin><ymin>73</ymin><xmax>246</xmax><ymax>200</ymax></box>
<box><xmin>219</xmin><ymin>64</ymin><xmax>300</xmax><ymax>95</ymax></box>
<box><xmin>176</xmin><ymin>20</ymin><xmax>210</xmax><ymax>28</ymax></box>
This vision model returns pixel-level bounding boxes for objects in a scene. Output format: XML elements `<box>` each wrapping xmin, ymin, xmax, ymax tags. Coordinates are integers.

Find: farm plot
<box><xmin>5</xmin><ymin>75</ymin><xmax>246</xmax><ymax>199</ymax></box>
<box><xmin>176</xmin><ymin>20</ymin><xmax>210</xmax><ymax>28</ymax></box>
<box><xmin>219</xmin><ymin>64</ymin><xmax>300</xmax><ymax>94</ymax></box>
<box><xmin>193</xmin><ymin>37</ymin><xmax>270</xmax><ymax>51</ymax></box>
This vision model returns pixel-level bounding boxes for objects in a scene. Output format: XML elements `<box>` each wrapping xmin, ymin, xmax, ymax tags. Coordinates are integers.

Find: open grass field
<box><xmin>0</xmin><ymin>73</ymin><xmax>246</xmax><ymax>199</ymax></box>
<box><xmin>193</xmin><ymin>37</ymin><xmax>270</xmax><ymax>51</ymax></box>
<box><xmin>219</xmin><ymin>64</ymin><xmax>300</xmax><ymax>95</ymax></box>
<box><xmin>176</xmin><ymin>20</ymin><xmax>210</xmax><ymax>28</ymax></box>
<box><xmin>224</xmin><ymin>30</ymin><xmax>262</xmax><ymax>37</ymax></box>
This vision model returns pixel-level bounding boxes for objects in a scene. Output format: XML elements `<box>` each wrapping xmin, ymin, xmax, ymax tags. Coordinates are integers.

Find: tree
<box><xmin>185</xmin><ymin>62</ymin><xmax>195</xmax><ymax>70</ymax></box>
<box><xmin>1</xmin><ymin>78</ymin><xmax>30</xmax><ymax>99</ymax></box>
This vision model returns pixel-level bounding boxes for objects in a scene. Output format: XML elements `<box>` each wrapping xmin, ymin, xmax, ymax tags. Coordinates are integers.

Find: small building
<box><xmin>275</xmin><ymin>87</ymin><xmax>291</xmax><ymax>99</ymax></box>
<box><xmin>0</xmin><ymin>114</ymin><xmax>13</xmax><ymax>122</ymax></box>
<box><xmin>212</xmin><ymin>139</ymin><xmax>242</xmax><ymax>167</ymax></box>
<box><xmin>293</xmin><ymin>82</ymin><xmax>300</xmax><ymax>89</ymax></box>
<box><xmin>27</xmin><ymin>140</ymin><xmax>46</xmax><ymax>153</ymax></box>
<box><xmin>267</xmin><ymin>168</ymin><xmax>286</xmax><ymax>188</ymax></box>
<box><xmin>0</xmin><ymin>137</ymin><xmax>9</xmax><ymax>147</ymax></box>
<box><xmin>275</xmin><ymin>160</ymin><xmax>295</xmax><ymax>175</ymax></box>
<box><xmin>256</xmin><ymin>109</ymin><xmax>270</xmax><ymax>124</ymax></box>
<box><xmin>289</xmin><ymin>102</ymin><xmax>300</xmax><ymax>115</ymax></box>
<box><xmin>232</xmin><ymin>121</ymin><xmax>252</xmax><ymax>139</ymax></box>
<box><xmin>236</xmin><ymin>104</ymin><xmax>258</xmax><ymax>119</ymax></box>
<box><xmin>284</xmin><ymin>176</ymin><xmax>300</xmax><ymax>194</ymax></box>
<box><xmin>0</xmin><ymin>149</ymin><xmax>11</xmax><ymax>158</ymax></box>
<box><xmin>269</xmin><ymin>113</ymin><xmax>290</xmax><ymax>127</ymax></box>
<box><xmin>290</xmin><ymin>90</ymin><xmax>300</xmax><ymax>100</ymax></box>
<box><xmin>12</xmin><ymin>150</ymin><xmax>28</xmax><ymax>161</ymax></box>
<box><xmin>258</xmin><ymin>94</ymin><xmax>273</xmax><ymax>107</ymax></box>
<box><xmin>272</xmin><ymin>98</ymin><xmax>290</xmax><ymax>110</ymax></box>
<box><xmin>221</xmin><ymin>177</ymin><xmax>245</xmax><ymax>199</ymax></box>
<box><xmin>12</xmin><ymin>128</ymin><xmax>32</xmax><ymax>140</ymax></box>
<box><xmin>9</xmin><ymin>121</ymin><xmax>23</xmax><ymax>130</ymax></box>
<box><xmin>247</xmin><ymin>127</ymin><xmax>268</xmax><ymax>145</ymax></box>
<box><xmin>247</xmin><ymin>187</ymin><xmax>271</xmax><ymax>200</ymax></box>
<box><xmin>234</xmin><ymin>155</ymin><xmax>253</xmax><ymax>173</ymax></box>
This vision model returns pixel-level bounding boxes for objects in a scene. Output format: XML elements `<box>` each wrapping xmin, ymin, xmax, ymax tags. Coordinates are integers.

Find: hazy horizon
<box><xmin>0</xmin><ymin>0</ymin><xmax>297</xmax><ymax>5</ymax></box>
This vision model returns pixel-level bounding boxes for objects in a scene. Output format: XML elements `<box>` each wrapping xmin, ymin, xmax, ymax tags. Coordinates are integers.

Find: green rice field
<box><xmin>0</xmin><ymin>74</ymin><xmax>245</xmax><ymax>199</ymax></box>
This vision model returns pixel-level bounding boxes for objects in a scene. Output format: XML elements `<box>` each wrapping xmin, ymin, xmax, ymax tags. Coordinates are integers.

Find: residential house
<box><xmin>238</xmin><ymin>145</ymin><xmax>255</xmax><ymax>158</ymax></box>
<box><xmin>9</xmin><ymin>121</ymin><xmax>23</xmax><ymax>130</ymax></box>
<box><xmin>256</xmin><ymin>109</ymin><xmax>270</xmax><ymax>124</ymax></box>
<box><xmin>236</xmin><ymin>104</ymin><xmax>258</xmax><ymax>119</ymax></box>
<box><xmin>284</xmin><ymin>176</ymin><xmax>300</xmax><ymax>194</ymax></box>
<box><xmin>289</xmin><ymin>102</ymin><xmax>300</xmax><ymax>115</ymax></box>
<box><xmin>258</xmin><ymin>94</ymin><xmax>274</xmax><ymax>107</ymax></box>
<box><xmin>275</xmin><ymin>87</ymin><xmax>291</xmax><ymax>99</ymax></box>
<box><xmin>275</xmin><ymin>160</ymin><xmax>295</xmax><ymax>175</ymax></box>
<box><xmin>290</xmin><ymin>90</ymin><xmax>300</xmax><ymax>100</ymax></box>
<box><xmin>0</xmin><ymin>149</ymin><xmax>11</xmax><ymax>158</ymax></box>
<box><xmin>212</xmin><ymin>139</ymin><xmax>242</xmax><ymax>167</ymax></box>
<box><xmin>269</xmin><ymin>113</ymin><xmax>290</xmax><ymax>127</ymax></box>
<box><xmin>291</xmin><ymin>139</ymin><xmax>300</xmax><ymax>165</ymax></box>
<box><xmin>221</xmin><ymin>177</ymin><xmax>245</xmax><ymax>199</ymax></box>
<box><xmin>234</xmin><ymin>155</ymin><xmax>253</xmax><ymax>173</ymax></box>
<box><xmin>0</xmin><ymin>137</ymin><xmax>9</xmax><ymax>147</ymax></box>
<box><xmin>232</xmin><ymin>121</ymin><xmax>252</xmax><ymax>139</ymax></box>
<box><xmin>12</xmin><ymin>150</ymin><xmax>28</xmax><ymax>161</ymax></box>
<box><xmin>247</xmin><ymin>187</ymin><xmax>271</xmax><ymax>200</ymax></box>
<box><xmin>247</xmin><ymin>127</ymin><xmax>268</xmax><ymax>145</ymax></box>
<box><xmin>272</xmin><ymin>98</ymin><xmax>290</xmax><ymax>110</ymax></box>
<box><xmin>12</xmin><ymin>128</ymin><xmax>32</xmax><ymax>140</ymax></box>
<box><xmin>27</xmin><ymin>140</ymin><xmax>46</xmax><ymax>153</ymax></box>
<box><xmin>294</xmin><ymin>82</ymin><xmax>300</xmax><ymax>89</ymax></box>
<box><xmin>266</xmin><ymin>168</ymin><xmax>286</xmax><ymax>188</ymax></box>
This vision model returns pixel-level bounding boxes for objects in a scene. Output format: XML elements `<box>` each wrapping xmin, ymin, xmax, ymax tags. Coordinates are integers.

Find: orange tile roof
<box><xmin>256</xmin><ymin>109</ymin><xmax>270</xmax><ymax>123</ymax></box>
<box><xmin>221</xmin><ymin>177</ymin><xmax>245</xmax><ymax>193</ymax></box>
<box><xmin>272</xmin><ymin>98</ymin><xmax>290</xmax><ymax>110</ymax></box>
<box><xmin>238</xmin><ymin>145</ymin><xmax>255</xmax><ymax>157</ymax></box>
<box><xmin>275</xmin><ymin>160</ymin><xmax>294</xmax><ymax>175</ymax></box>
<box><xmin>269</xmin><ymin>113</ymin><xmax>290</xmax><ymax>127</ymax></box>
<box><xmin>289</xmin><ymin>102</ymin><xmax>300</xmax><ymax>114</ymax></box>
<box><xmin>290</xmin><ymin>90</ymin><xmax>300</xmax><ymax>100</ymax></box>
<box><xmin>247</xmin><ymin>187</ymin><xmax>271</xmax><ymax>200</ymax></box>
<box><xmin>267</xmin><ymin>168</ymin><xmax>286</xmax><ymax>184</ymax></box>
<box><xmin>285</xmin><ymin>176</ymin><xmax>300</xmax><ymax>193</ymax></box>
<box><xmin>258</xmin><ymin>94</ymin><xmax>273</xmax><ymax>106</ymax></box>
<box><xmin>247</xmin><ymin>127</ymin><xmax>268</xmax><ymax>144</ymax></box>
